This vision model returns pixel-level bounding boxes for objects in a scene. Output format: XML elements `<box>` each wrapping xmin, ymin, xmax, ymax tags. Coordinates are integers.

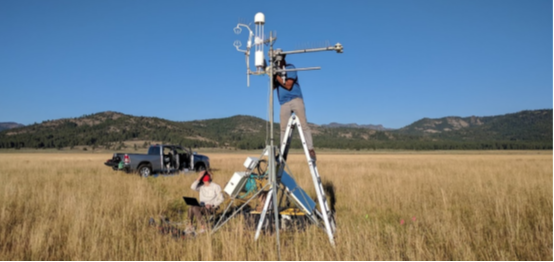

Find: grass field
<box><xmin>0</xmin><ymin>151</ymin><xmax>551</xmax><ymax>260</ymax></box>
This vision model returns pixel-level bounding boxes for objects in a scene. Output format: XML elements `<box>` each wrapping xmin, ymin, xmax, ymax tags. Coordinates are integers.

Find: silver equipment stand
<box><xmin>226</xmin><ymin>14</ymin><xmax>343</xmax><ymax>259</ymax></box>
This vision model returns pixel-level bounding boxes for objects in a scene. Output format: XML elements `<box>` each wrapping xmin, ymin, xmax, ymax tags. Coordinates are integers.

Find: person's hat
<box><xmin>202</xmin><ymin>174</ymin><xmax>211</xmax><ymax>182</ymax></box>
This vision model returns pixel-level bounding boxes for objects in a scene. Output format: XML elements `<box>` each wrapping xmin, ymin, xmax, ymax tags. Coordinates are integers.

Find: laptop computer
<box><xmin>182</xmin><ymin>196</ymin><xmax>204</xmax><ymax>207</ymax></box>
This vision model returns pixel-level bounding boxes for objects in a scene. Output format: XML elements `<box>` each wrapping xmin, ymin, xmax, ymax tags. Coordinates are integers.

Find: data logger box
<box><xmin>224</xmin><ymin>171</ymin><xmax>249</xmax><ymax>197</ymax></box>
<box><xmin>243</xmin><ymin>157</ymin><xmax>259</xmax><ymax>170</ymax></box>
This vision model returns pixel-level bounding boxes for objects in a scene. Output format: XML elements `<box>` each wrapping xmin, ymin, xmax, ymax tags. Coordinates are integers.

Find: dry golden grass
<box><xmin>0</xmin><ymin>151</ymin><xmax>551</xmax><ymax>260</ymax></box>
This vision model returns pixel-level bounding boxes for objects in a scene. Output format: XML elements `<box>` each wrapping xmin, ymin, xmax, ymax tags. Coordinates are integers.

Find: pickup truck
<box><xmin>104</xmin><ymin>144</ymin><xmax>210</xmax><ymax>177</ymax></box>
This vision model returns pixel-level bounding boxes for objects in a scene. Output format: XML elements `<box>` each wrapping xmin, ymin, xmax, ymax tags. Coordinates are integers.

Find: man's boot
<box><xmin>309</xmin><ymin>149</ymin><xmax>317</xmax><ymax>161</ymax></box>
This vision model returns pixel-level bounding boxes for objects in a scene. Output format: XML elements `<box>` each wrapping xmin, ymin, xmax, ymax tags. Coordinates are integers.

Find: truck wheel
<box><xmin>196</xmin><ymin>164</ymin><xmax>206</xmax><ymax>172</ymax></box>
<box><xmin>138</xmin><ymin>165</ymin><xmax>152</xmax><ymax>177</ymax></box>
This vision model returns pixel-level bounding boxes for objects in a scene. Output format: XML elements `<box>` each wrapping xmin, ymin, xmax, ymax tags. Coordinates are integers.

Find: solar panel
<box><xmin>280</xmin><ymin>171</ymin><xmax>316</xmax><ymax>215</ymax></box>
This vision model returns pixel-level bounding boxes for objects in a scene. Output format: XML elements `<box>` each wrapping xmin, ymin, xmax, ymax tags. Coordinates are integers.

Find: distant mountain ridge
<box><xmin>398</xmin><ymin>115</ymin><xmax>487</xmax><ymax>134</ymax></box>
<box><xmin>396</xmin><ymin>109</ymin><xmax>552</xmax><ymax>142</ymax></box>
<box><xmin>321</xmin><ymin>122</ymin><xmax>392</xmax><ymax>131</ymax></box>
<box><xmin>0</xmin><ymin>122</ymin><xmax>24</xmax><ymax>132</ymax></box>
<box><xmin>0</xmin><ymin>109</ymin><xmax>551</xmax><ymax>150</ymax></box>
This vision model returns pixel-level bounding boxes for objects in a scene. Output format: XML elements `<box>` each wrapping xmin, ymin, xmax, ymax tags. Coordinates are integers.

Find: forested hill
<box><xmin>399</xmin><ymin>110</ymin><xmax>553</xmax><ymax>142</ymax></box>
<box><xmin>0</xmin><ymin>110</ymin><xmax>551</xmax><ymax>150</ymax></box>
<box><xmin>0</xmin><ymin>112</ymin><xmax>271</xmax><ymax>150</ymax></box>
<box><xmin>396</xmin><ymin>109</ymin><xmax>552</xmax><ymax>142</ymax></box>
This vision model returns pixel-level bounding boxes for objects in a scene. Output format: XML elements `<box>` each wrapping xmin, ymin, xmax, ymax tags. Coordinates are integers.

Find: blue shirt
<box><xmin>276</xmin><ymin>64</ymin><xmax>302</xmax><ymax>105</ymax></box>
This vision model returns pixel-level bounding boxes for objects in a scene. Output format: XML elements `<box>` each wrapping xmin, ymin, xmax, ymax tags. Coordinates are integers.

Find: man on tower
<box><xmin>274</xmin><ymin>53</ymin><xmax>316</xmax><ymax>161</ymax></box>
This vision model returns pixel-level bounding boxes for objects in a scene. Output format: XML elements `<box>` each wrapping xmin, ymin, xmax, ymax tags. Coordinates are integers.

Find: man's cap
<box><xmin>202</xmin><ymin>174</ymin><xmax>211</xmax><ymax>182</ymax></box>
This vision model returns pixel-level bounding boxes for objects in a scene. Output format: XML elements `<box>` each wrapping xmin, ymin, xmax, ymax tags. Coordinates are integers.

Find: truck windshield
<box><xmin>148</xmin><ymin>146</ymin><xmax>161</xmax><ymax>155</ymax></box>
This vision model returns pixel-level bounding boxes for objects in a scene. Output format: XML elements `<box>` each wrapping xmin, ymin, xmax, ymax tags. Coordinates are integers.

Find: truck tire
<box><xmin>195</xmin><ymin>163</ymin><xmax>206</xmax><ymax>172</ymax></box>
<box><xmin>138</xmin><ymin>165</ymin><xmax>152</xmax><ymax>177</ymax></box>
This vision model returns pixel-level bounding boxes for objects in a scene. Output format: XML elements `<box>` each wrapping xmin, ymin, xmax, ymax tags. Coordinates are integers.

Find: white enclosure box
<box><xmin>224</xmin><ymin>171</ymin><xmax>249</xmax><ymax>197</ymax></box>
<box><xmin>255</xmin><ymin>50</ymin><xmax>264</xmax><ymax>68</ymax></box>
<box><xmin>243</xmin><ymin>157</ymin><xmax>259</xmax><ymax>170</ymax></box>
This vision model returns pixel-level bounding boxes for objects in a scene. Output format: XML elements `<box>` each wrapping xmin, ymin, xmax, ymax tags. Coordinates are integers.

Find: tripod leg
<box><xmin>254</xmin><ymin>189</ymin><xmax>273</xmax><ymax>240</ymax></box>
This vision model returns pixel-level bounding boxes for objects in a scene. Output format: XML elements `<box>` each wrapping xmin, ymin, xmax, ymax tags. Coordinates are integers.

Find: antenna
<box><xmin>224</xmin><ymin>12</ymin><xmax>343</xmax><ymax>260</ymax></box>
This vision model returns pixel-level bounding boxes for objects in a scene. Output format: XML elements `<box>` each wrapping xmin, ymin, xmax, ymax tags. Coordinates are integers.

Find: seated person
<box><xmin>168</xmin><ymin>150</ymin><xmax>176</xmax><ymax>168</ymax></box>
<box><xmin>186</xmin><ymin>170</ymin><xmax>224</xmax><ymax>234</ymax></box>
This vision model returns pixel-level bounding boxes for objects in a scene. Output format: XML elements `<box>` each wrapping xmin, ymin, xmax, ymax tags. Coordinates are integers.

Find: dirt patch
<box><xmin>185</xmin><ymin>136</ymin><xmax>218</xmax><ymax>143</ymax></box>
<box><xmin>446</xmin><ymin>117</ymin><xmax>469</xmax><ymax>129</ymax></box>
<box><xmin>339</xmin><ymin>132</ymin><xmax>353</xmax><ymax>138</ymax></box>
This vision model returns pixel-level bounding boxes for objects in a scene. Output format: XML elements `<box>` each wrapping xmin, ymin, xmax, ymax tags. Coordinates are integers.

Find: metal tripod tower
<box><xmin>227</xmin><ymin>12</ymin><xmax>343</xmax><ymax>258</ymax></box>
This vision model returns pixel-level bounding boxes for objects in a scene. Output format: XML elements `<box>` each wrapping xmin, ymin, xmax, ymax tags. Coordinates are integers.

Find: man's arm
<box><xmin>191</xmin><ymin>171</ymin><xmax>206</xmax><ymax>191</ymax></box>
<box><xmin>275</xmin><ymin>75</ymin><xmax>295</xmax><ymax>90</ymax></box>
<box><xmin>190</xmin><ymin>180</ymin><xmax>200</xmax><ymax>192</ymax></box>
<box><xmin>191</xmin><ymin>180</ymin><xmax>199</xmax><ymax>191</ymax></box>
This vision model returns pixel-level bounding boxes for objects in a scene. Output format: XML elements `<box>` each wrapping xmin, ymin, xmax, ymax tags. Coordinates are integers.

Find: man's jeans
<box><xmin>279</xmin><ymin>98</ymin><xmax>314</xmax><ymax>150</ymax></box>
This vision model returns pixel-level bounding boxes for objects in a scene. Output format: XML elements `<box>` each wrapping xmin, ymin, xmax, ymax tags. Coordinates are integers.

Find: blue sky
<box><xmin>1</xmin><ymin>0</ymin><xmax>552</xmax><ymax>128</ymax></box>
